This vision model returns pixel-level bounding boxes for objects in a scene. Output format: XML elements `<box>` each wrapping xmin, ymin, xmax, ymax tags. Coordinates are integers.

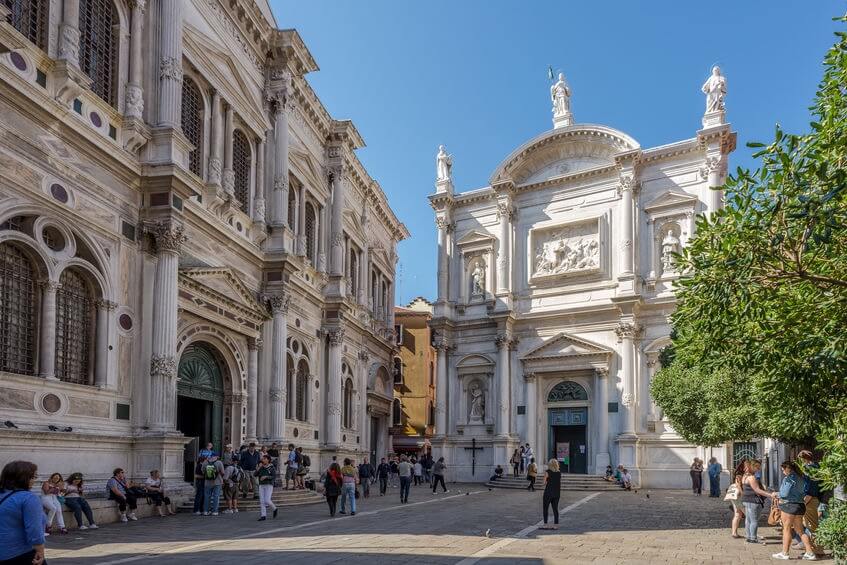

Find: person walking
<box><xmin>422</xmin><ymin>453</ymin><xmax>433</xmax><ymax>485</ymax></box>
<box><xmin>64</xmin><ymin>473</ymin><xmax>98</xmax><ymax>530</ymax></box>
<box><xmin>771</xmin><ymin>461</ymin><xmax>817</xmax><ymax>561</ymax></box>
<box><xmin>413</xmin><ymin>459</ymin><xmax>423</xmax><ymax>486</ymax></box>
<box><xmin>222</xmin><ymin>459</ymin><xmax>242</xmax><ymax>514</ymax></box>
<box><xmin>523</xmin><ymin>444</ymin><xmax>533</xmax><ymax>474</ymax></box>
<box><xmin>510</xmin><ymin>449</ymin><xmax>521</xmax><ymax>478</ymax></box>
<box><xmin>707</xmin><ymin>457</ymin><xmax>723</xmax><ymax>498</ymax></box>
<box><xmin>796</xmin><ymin>451</ymin><xmax>823</xmax><ymax>554</ymax></box>
<box><xmin>540</xmin><ymin>459</ymin><xmax>562</xmax><ymax>529</ymax></box>
<box><xmin>376</xmin><ymin>458</ymin><xmax>390</xmax><ymax>496</ymax></box>
<box><xmin>324</xmin><ymin>462</ymin><xmax>343</xmax><ymax>517</ymax></box>
<box><xmin>358</xmin><ymin>460</ymin><xmax>373</xmax><ymax>498</ymax></box>
<box><xmin>740</xmin><ymin>460</ymin><xmax>770</xmax><ymax>544</ymax></box>
<box><xmin>389</xmin><ymin>458</ymin><xmax>399</xmax><ymax>488</ymax></box>
<box><xmin>203</xmin><ymin>454</ymin><xmax>225</xmax><ymax>516</ymax></box>
<box><xmin>727</xmin><ymin>460</ymin><xmax>747</xmax><ymax>538</ymax></box>
<box><xmin>254</xmin><ymin>455</ymin><xmax>277</xmax><ymax>521</ymax></box>
<box><xmin>526</xmin><ymin>458</ymin><xmax>538</xmax><ymax>492</ymax></box>
<box><xmin>40</xmin><ymin>472</ymin><xmax>67</xmax><ymax>534</ymax></box>
<box><xmin>519</xmin><ymin>446</ymin><xmax>526</xmax><ymax>474</ymax></box>
<box><xmin>339</xmin><ymin>458</ymin><xmax>358</xmax><ymax>516</ymax></box>
<box><xmin>398</xmin><ymin>455</ymin><xmax>412</xmax><ymax>503</ymax></box>
<box><xmin>432</xmin><ymin>457</ymin><xmax>448</xmax><ymax>494</ymax></box>
<box><xmin>0</xmin><ymin>461</ymin><xmax>46</xmax><ymax>565</ymax></box>
<box><xmin>144</xmin><ymin>470</ymin><xmax>174</xmax><ymax>517</ymax></box>
<box><xmin>689</xmin><ymin>458</ymin><xmax>703</xmax><ymax>496</ymax></box>
<box><xmin>106</xmin><ymin>468</ymin><xmax>138</xmax><ymax>523</ymax></box>
<box><xmin>239</xmin><ymin>443</ymin><xmax>260</xmax><ymax>499</ymax></box>
<box><xmin>192</xmin><ymin>455</ymin><xmax>207</xmax><ymax>515</ymax></box>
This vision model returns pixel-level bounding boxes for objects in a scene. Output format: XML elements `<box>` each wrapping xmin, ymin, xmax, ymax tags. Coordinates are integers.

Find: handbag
<box><xmin>767</xmin><ymin>499</ymin><xmax>781</xmax><ymax>526</ymax></box>
<box><xmin>723</xmin><ymin>484</ymin><xmax>738</xmax><ymax>501</ymax></box>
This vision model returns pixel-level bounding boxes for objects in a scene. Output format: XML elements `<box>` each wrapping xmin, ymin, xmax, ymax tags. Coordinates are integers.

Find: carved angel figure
<box><xmin>469</xmin><ymin>384</ymin><xmax>485</xmax><ymax>421</ymax></box>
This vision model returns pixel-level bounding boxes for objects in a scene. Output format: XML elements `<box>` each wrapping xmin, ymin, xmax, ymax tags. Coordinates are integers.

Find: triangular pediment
<box><xmin>521</xmin><ymin>332</ymin><xmax>613</xmax><ymax>360</ymax></box>
<box><xmin>289</xmin><ymin>145</ymin><xmax>327</xmax><ymax>195</ymax></box>
<box><xmin>456</xmin><ymin>229</ymin><xmax>495</xmax><ymax>246</ymax></box>
<box><xmin>343</xmin><ymin>209</ymin><xmax>366</xmax><ymax>242</ymax></box>
<box><xmin>644</xmin><ymin>189</ymin><xmax>698</xmax><ymax>213</ymax></box>
<box><xmin>179</xmin><ymin>267</ymin><xmax>265</xmax><ymax>316</ymax></box>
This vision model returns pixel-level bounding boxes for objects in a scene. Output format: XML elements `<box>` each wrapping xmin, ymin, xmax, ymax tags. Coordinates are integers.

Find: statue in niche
<box><xmin>470</xmin><ymin>260</ymin><xmax>485</xmax><ymax>296</ymax></box>
<box><xmin>469</xmin><ymin>383</ymin><xmax>485</xmax><ymax>422</ymax></box>
<box><xmin>535</xmin><ymin>232</ymin><xmax>599</xmax><ymax>276</ymax></box>
<box><xmin>661</xmin><ymin>231</ymin><xmax>680</xmax><ymax>273</ymax></box>
<box><xmin>701</xmin><ymin>66</ymin><xmax>727</xmax><ymax>113</ymax></box>
<box><xmin>436</xmin><ymin>145</ymin><xmax>453</xmax><ymax>182</ymax></box>
<box><xmin>550</xmin><ymin>73</ymin><xmax>571</xmax><ymax>118</ymax></box>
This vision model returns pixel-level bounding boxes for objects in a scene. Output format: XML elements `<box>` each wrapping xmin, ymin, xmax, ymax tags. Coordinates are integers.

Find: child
<box><xmin>413</xmin><ymin>460</ymin><xmax>423</xmax><ymax>485</ymax></box>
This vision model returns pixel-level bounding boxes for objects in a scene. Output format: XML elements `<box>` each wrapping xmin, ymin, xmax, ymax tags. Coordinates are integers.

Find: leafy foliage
<box><xmin>652</xmin><ymin>17</ymin><xmax>847</xmax><ymax>489</ymax></box>
<box><xmin>816</xmin><ymin>499</ymin><xmax>847</xmax><ymax>564</ymax></box>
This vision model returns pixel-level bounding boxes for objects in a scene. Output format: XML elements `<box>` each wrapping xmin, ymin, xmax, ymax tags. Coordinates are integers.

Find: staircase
<box><xmin>177</xmin><ymin>487</ymin><xmax>324</xmax><ymax>512</ymax></box>
<box><xmin>485</xmin><ymin>474</ymin><xmax>624</xmax><ymax>492</ymax></box>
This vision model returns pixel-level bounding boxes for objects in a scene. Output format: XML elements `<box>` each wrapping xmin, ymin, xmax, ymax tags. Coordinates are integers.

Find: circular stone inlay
<box><xmin>42</xmin><ymin>393</ymin><xmax>62</xmax><ymax>414</ymax></box>
<box><xmin>119</xmin><ymin>313</ymin><xmax>133</xmax><ymax>331</ymax></box>
<box><xmin>50</xmin><ymin>183</ymin><xmax>69</xmax><ymax>203</ymax></box>
<box><xmin>89</xmin><ymin>112</ymin><xmax>102</xmax><ymax>128</ymax></box>
<box><xmin>10</xmin><ymin>52</ymin><xmax>27</xmax><ymax>72</ymax></box>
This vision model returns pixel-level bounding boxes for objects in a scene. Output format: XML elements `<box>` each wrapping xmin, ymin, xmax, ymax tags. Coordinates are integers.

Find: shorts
<box><xmin>285</xmin><ymin>467</ymin><xmax>296</xmax><ymax>480</ymax></box>
<box><xmin>730</xmin><ymin>498</ymin><xmax>744</xmax><ymax>513</ymax></box>
<box><xmin>779</xmin><ymin>502</ymin><xmax>806</xmax><ymax>516</ymax></box>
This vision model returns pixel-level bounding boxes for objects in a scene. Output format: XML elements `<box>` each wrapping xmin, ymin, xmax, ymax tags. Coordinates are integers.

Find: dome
<box><xmin>489</xmin><ymin>124</ymin><xmax>639</xmax><ymax>186</ymax></box>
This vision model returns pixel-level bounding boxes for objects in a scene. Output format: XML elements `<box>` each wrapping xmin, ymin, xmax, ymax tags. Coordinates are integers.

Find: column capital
<box><xmin>248</xmin><ymin>337</ymin><xmax>264</xmax><ymax>351</ymax></box>
<box><xmin>523</xmin><ymin>372</ymin><xmax>537</xmax><ymax>382</ymax></box>
<box><xmin>265</xmin><ymin>292</ymin><xmax>290</xmax><ymax>314</ymax></box>
<box><xmin>594</xmin><ymin>367</ymin><xmax>609</xmax><ymax>379</ymax></box>
<box><xmin>327</xmin><ymin>327</ymin><xmax>345</xmax><ymax>345</ymax></box>
<box><xmin>615</xmin><ymin>322</ymin><xmax>644</xmax><ymax>342</ymax></box>
<box><xmin>618</xmin><ymin>172</ymin><xmax>639</xmax><ymax>195</ymax></box>
<box><xmin>495</xmin><ymin>333</ymin><xmax>513</xmax><ymax>349</ymax></box>
<box><xmin>129</xmin><ymin>0</ymin><xmax>146</xmax><ymax>13</ymax></box>
<box><xmin>39</xmin><ymin>279</ymin><xmax>61</xmax><ymax>292</ymax></box>
<box><xmin>148</xmin><ymin>221</ymin><xmax>187</xmax><ymax>254</ymax></box>
<box><xmin>358</xmin><ymin>349</ymin><xmax>370</xmax><ymax>362</ymax></box>
<box><xmin>495</xmin><ymin>201</ymin><xmax>514</xmax><ymax>222</ymax></box>
<box><xmin>433</xmin><ymin>332</ymin><xmax>450</xmax><ymax>351</ymax></box>
<box><xmin>150</xmin><ymin>355</ymin><xmax>177</xmax><ymax>379</ymax></box>
<box><xmin>699</xmin><ymin>155</ymin><xmax>723</xmax><ymax>179</ymax></box>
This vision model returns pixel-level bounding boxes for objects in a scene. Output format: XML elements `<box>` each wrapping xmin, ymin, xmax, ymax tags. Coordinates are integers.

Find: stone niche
<box><xmin>528</xmin><ymin>216</ymin><xmax>603</xmax><ymax>283</ymax></box>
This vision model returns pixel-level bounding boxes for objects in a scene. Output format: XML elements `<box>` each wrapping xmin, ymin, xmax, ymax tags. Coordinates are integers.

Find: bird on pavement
<box><xmin>4</xmin><ymin>421</ymin><xmax>18</xmax><ymax>429</ymax></box>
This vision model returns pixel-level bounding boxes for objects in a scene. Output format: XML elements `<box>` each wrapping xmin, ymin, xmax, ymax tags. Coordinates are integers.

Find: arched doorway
<box><xmin>177</xmin><ymin>342</ymin><xmax>225</xmax><ymax>481</ymax></box>
<box><xmin>546</xmin><ymin>380</ymin><xmax>590</xmax><ymax>474</ymax></box>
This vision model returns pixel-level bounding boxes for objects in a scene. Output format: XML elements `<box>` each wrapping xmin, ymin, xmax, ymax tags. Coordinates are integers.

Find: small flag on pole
<box><xmin>547</xmin><ymin>66</ymin><xmax>554</xmax><ymax>81</ymax></box>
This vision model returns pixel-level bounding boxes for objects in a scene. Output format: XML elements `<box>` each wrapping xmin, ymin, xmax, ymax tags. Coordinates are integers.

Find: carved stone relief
<box><xmin>531</xmin><ymin>219</ymin><xmax>600</xmax><ymax>279</ymax></box>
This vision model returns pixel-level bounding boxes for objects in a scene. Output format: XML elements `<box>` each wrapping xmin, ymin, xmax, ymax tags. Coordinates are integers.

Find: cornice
<box><xmin>204</xmin><ymin>0</ymin><xmax>274</xmax><ymax>74</ymax></box>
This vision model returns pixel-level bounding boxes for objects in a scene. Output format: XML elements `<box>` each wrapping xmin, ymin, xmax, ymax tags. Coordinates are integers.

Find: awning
<box><xmin>391</xmin><ymin>436</ymin><xmax>431</xmax><ymax>449</ymax></box>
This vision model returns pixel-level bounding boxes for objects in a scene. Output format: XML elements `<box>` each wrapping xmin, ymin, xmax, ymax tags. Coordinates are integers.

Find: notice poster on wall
<box><xmin>556</xmin><ymin>442</ymin><xmax>570</xmax><ymax>465</ymax></box>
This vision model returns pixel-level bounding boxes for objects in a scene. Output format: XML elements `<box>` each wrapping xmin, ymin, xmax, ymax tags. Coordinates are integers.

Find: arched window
<box><xmin>0</xmin><ymin>242</ymin><xmax>38</xmax><ymax>375</ymax></box>
<box><xmin>232</xmin><ymin>130</ymin><xmax>251</xmax><ymax>214</ymax></box>
<box><xmin>181</xmin><ymin>78</ymin><xmax>203</xmax><ymax>177</ymax></box>
<box><xmin>286</xmin><ymin>354</ymin><xmax>294</xmax><ymax>417</ymax></box>
<box><xmin>296</xmin><ymin>359</ymin><xmax>308</xmax><ymax>421</ymax></box>
<box><xmin>78</xmin><ymin>0</ymin><xmax>118</xmax><ymax>107</ymax></box>
<box><xmin>287</xmin><ymin>185</ymin><xmax>296</xmax><ymax>228</ymax></box>
<box><xmin>5</xmin><ymin>0</ymin><xmax>48</xmax><ymax>50</ymax></box>
<box><xmin>547</xmin><ymin>381</ymin><xmax>588</xmax><ymax>402</ymax></box>
<box><xmin>392</xmin><ymin>398</ymin><xmax>401</xmax><ymax>426</ymax></box>
<box><xmin>342</xmin><ymin>378</ymin><xmax>354</xmax><ymax>429</ymax></box>
<box><xmin>304</xmin><ymin>202</ymin><xmax>316</xmax><ymax>263</ymax></box>
<box><xmin>349</xmin><ymin>249</ymin><xmax>358</xmax><ymax>296</ymax></box>
<box><xmin>55</xmin><ymin>268</ymin><xmax>94</xmax><ymax>384</ymax></box>
<box><xmin>392</xmin><ymin>356</ymin><xmax>403</xmax><ymax>384</ymax></box>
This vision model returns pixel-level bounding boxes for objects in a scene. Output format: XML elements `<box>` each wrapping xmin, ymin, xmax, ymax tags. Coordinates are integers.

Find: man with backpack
<box><xmin>358</xmin><ymin>460</ymin><xmax>374</xmax><ymax>498</ymax></box>
<box><xmin>285</xmin><ymin>444</ymin><xmax>299</xmax><ymax>490</ymax></box>
<box><xmin>296</xmin><ymin>447</ymin><xmax>310</xmax><ymax>489</ymax></box>
<box><xmin>222</xmin><ymin>459</ymin><xmax>243</xmax><ymax>514</ymax></box>
<box><xmin>203</xmin><ymin>454</ymin><xmax>225</xmax><ymax>516</ymax></box>
<box><xmin>192</xmin><ymin>455</ymin><xmax>207</xmax><ymax>515</ymax></box>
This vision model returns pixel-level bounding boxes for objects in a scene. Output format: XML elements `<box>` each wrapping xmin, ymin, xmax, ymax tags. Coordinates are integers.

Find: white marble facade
<box><xmin>430</xmin><ymin>72</ymin><xmax>737</xmax><ymax>487</ymax></box>
<box><xmin>0</xmin><ymin>0</ymin><xmax>407</xmax><ymax>486</ymax></box>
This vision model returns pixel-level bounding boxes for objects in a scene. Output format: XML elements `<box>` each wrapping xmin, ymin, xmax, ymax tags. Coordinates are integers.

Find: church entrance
<box><xmin>546</xmin><ymin>381</ymin><xmax>590</xmax><ymax>475</ymax></box>
<box><xmin>176</xmin><ymin>343</ymin><xmax>225</xmax><ymax>482</ymax></box>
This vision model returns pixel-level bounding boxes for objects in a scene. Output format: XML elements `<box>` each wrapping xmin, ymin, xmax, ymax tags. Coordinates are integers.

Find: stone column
<box><xmin>434</xmin><ymin>333</ymin><xmax>449</xmax><ymax>436</ymax></box>
<box><xmin>615</xmin><ymin>322</ymin><xmax>641</xmax><ymax>436</ymax></box>
<box><xmin>38</xmin><ymin>281</ymin><xmax>59</xmax><ymax>380</ymax></box>
<box><xmin>326</xmin><ymin>328</ymin><xmax>345</xmax><ymax>447</ymax></box>
<box><xmin>94</xmin><ymin>300</ymin><xmax>116</xmax><ymax>388</ymax></box>
<box><xmin>329</xmin><ymin>171</ymin><xmax>345</xmax><ymax>279</ymax></box>
<box><xmin>359</xmin><ymin>245</ymin><xmax>369</xmax><ymax>306</ymax></box>
<box><xmin>246</xmin><ymin>337</ymin><xmax>262</xmax><ymax>442</ymax></box>
<box><xmin>619</xmin><ymin>174</ymin><xmax>635</xmax><ymax>277</ymax></box>
<box><xmin>222</xmin><ymin>104</ymin><xmax>235</xmax><ymax>195</ymax></box>
<box><xmin>496</xmin><ymin>202</ymin><xmax>512</xmax><ymax>294</ymax></box>
<box><xmin>436</xmin><ymin>217</ymin><xmax>449</xmax><ymax>301</ymax></box>
<box><xmin>267</xmin><ymin>293</ymin><xmax>289</xmax><ymax>442</ymax></box>
<box><xmin>124</xmin><ymin>0</ymin><xmax>146</xmax><ymax>118</ymax></box>
<box><xmin>156</xmin><ymin>0</ymin><xmax>184</xmax><ymax>128</ymax></box>
<box><xmin>207</xmin><ymin>92</ymin><xmax>223</xmax><ymax>186</ymax></box>
<box><xmin>148</xmin><ymin>222</ymin><xmax>186</xmax><ymax>431</ymax></box>
<box><xmin>253</xmin><ymin>138</ymin><xmax>266</xmax><ymax>225</ymax></box>
<box><xmin>297</xmin><ymin>186</ymin><xmax>307</xmax><ymax>255</ymax></box>
<box><xmin>594</xmin><ymin>368</ymin><xmax>610</xmax><ymax>472</ymax></box>
<box><xmin>524</xmin><ymin>372</ymin><xmax>537</xmax><ymax>450</ymax></box>
<box><xmin>702</xmin><ymin>156</ymin><xmax>724</xmax><ymax>217</ymax></box>
<box><xmin>271</xmin><ymin>97</ymin><xmax>289</xmax><ymax>228</ymax></box>
<box><xmin>495</xmin><ymin>333</ymin><xmax>511</xmax><ymax>437</ymax></box>
<box><xmin>57</xmin><ymin>0</ymin><xmax>80</xmax><ymax>66</ymax></box>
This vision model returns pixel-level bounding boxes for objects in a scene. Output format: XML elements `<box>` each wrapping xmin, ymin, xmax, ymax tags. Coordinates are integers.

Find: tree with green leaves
<box><xmin>651</xmin><ymin>17</ymin><xmax>847</xmax><ymax>491</ymax></box>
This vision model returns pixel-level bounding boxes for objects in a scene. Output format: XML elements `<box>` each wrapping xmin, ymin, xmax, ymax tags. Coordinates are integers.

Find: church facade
<box><xmin>0</xmin><ymin>0</ymin><xmax>407</xmax><ymax>485</ymax></box>
<box><xmin>430</xmin><ymin>71</ymin><xmax>736</xmax><ymax>487</ymax></box>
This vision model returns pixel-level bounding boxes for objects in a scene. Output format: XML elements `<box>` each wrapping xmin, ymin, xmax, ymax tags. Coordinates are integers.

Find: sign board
<box><xmin>556</xmin><ymin>442</ymin><xmax>570</xmax><ymax>465</ymax></box>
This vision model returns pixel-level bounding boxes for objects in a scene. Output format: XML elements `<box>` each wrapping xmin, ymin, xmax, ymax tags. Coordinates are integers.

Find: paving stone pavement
<box><xmin>44</xmin><ymin>483</ymin><xmax>832</xmax><ymax>564</ymax></box>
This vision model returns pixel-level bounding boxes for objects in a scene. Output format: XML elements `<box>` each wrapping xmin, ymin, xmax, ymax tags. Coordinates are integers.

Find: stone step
<box><xmin>485</xmin><ymin>481</ymin><xmax>624</xmax><ymax>491</ymax></box>
<box><xmin>177</xmin><ymin>489</ymin><xmax>324</xmax><ymax>511</ymax></box>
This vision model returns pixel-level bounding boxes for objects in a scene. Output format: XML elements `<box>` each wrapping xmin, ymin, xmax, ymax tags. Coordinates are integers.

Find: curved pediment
<box><xmin>490</xmin><ymin>124</ymin><xmax>639</xmax><ymax>186</ymax></box>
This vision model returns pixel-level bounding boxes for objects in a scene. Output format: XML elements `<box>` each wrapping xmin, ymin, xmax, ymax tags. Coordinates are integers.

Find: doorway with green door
<box><xmin>546</xmin><ymin>381</ymin><xmax>590</xmax><ymax>475</ymax></box>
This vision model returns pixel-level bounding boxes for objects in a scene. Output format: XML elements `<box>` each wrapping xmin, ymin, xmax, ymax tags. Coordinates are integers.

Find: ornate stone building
<box><xmin>430</xmin><ymin>69</ymin><xmax>736</xmax><ymax>486</ymax></box>
<box><xmin>0</xmin><ymin>0</ymin><xmax>407</xmax><ymax>484</ymax></box>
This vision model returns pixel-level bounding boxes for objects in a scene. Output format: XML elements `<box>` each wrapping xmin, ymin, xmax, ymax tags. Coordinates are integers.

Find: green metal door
<box><xmin>177</xmin><ymin>343</ymin><xmax>225</xmax><ymax>454</ymax></box>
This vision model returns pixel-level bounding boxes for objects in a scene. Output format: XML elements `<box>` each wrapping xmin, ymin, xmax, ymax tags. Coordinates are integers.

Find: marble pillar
<box><xmin>317</xmin><ymin>205</ymin><xmax>327</xmax><ymax>273</ymax></box>
<box><xmin>616</xmin><ymin>322</ymin><xmax>641</xmax><ymax>436</ymax></box>
<box><xmin>247</xmin><ymin>337</ymin><xmax>261</xmax><ymax>442</ymax></box>
<box><xmin>495</xmin><ymin>334</ymin><xmax>511</xmax><ymax>437</ymax></box>
<box><xmin>57</xmin><ymin>0</ymin><xmax>80</xmax><ymax>66</ymax></box>
<box><xmin>267</xmin><ymin>293</ymin><xmax>289</xmax><ymax>442</ymax></box>
<box><xmin>297</xmin><ymin>185</ymin><xmax>307</xmax><ymax>255</ymax></box>
<box><xmin>619</xmin><ymin>174</ymin><xmax>635</xmax><ymax>277</ymax></box>
<box><xmin>326</xmin><ymin>328</ymin><xmax>344</xmax><ymax>447</ymax></box>
<box><xmin>496</xmin><ymin>201</ymin><xmax>511</xmax><ymax>294</ymax></box>
<box><xmin>254</xmin><ymin>138</ymin><xmax>266</xmax><ymax>225</ymax></box>
<box><xmin>208</xmin><ymin>92</ymin><xmax>223</xmax><ymax>186</ymax></box>
<box><xmin>434</xmin><ymin>334</ymin><xmax>449</xmax><ymax>436</ymax></box>
<box><xmin>594</xmin><ymin>368</ymin><xmax>610</xmax><ymax>472</ymax></box>
<box><xmin>524</xmin><ymin>372</ymin><xmax>537</xmax><ymax>450</ymax></box>
<box><xmin>271</xmin><ymin>98</ymin><xmax>289</xmax><ymax>228</ymax></box>
<box><xmin>148</xmin><ymin>222</ymin><xmax>186</xmax><ymax>431</ymax></box>
<box><xmin>38</xmin><ymin>281</ymin><xmax>59</xmax><ymax>380</ymax></box>
<box><xmin>329</xmin><ymin>172</ymin><xmax>344</xmax><ymax>279</ymax></box>
<box><xmin>436</xmin><ymin>217</ymin><xmax>448</xmax><ymax>301</ymax></box>
<box><xmin>124</xmin><ymin>0</ymin><xmax>146</xmax><ymax>118</ymax></box>
<box><xmin>94</xmin><ymin>300</ymin><xmax>115</xmax><ymax>388</ymax></box>
<box><xmin>222</xmin><ymin>104</ymin><xmax>235</xmax><ymax>195</ymax></box>
<box><xmin>156</xmin><ymin>0</ymin><xmax>184</xmax><ymax>128</ymax></box>
<box><xmin>704</xmin><ymin>156</ymin><xmax>724</xmax><ymax>216</ymax></box>
<box><xmin>359</xmin><ymin>244</ymin><xmax>369</xmax><ymax>306</ymax></box>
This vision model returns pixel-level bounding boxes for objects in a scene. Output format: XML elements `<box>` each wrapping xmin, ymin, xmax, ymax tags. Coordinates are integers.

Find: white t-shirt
<box><xmin>413</xmin><ymin>462</ymin><xmax>422</xmax><ymax>476</ymax></box>
<box><xmin>145</xmin><ymin>477</ymin><xmax>162</xmax><ymax>489</ymax></box>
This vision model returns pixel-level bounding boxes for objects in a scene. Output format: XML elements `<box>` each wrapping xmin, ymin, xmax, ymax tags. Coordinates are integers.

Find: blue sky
<box><xmin>272</xmin><ymin>1</ymin><xmax>843</xmax><ymax>304</ymax></box>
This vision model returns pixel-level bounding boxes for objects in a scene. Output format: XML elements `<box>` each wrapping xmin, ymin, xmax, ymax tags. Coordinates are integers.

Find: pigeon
<box><xmin>4</xmin><ymin>420</ymin><xmax>18</xmax><ymax>429</ymax></box>
<box><xmin>485</xmin><ymin>528</ymin><xmax>491</xmax><ymax>538</ymax></box>
<box><xmin>48</xmin><ymin>425</ymin><xmax>59</xmax><ymax>431</ymax></box>
<box><xmin>646</xmin><ymin>493</ymin><xmax>650</xmax><ymax>499</ymax></box>
<box><xmin>63</xmin><ymin>427</ymin><xmax>73</xmax><ymax>432</ymax></box>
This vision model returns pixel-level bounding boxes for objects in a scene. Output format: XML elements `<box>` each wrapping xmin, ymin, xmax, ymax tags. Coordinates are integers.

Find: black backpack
<box><xmin>302</xmin><ymin>454</ymin><xmax>311</xmax><ymax>467</ymax></box>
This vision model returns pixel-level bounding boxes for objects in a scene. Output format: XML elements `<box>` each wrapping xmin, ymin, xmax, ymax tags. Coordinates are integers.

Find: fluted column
<box><xmin>207</xmin><ymin>92</ymin><xmax>223</xmax><ymax>186</ymax></box>
<box><xmin>436</xmin><ymin>217</ymin><xmax>449</xmax><ymax>301</ymax></box>
<box><xmin>524</xmin><ymin>372</ymin><xmax>537</xmax><ymax>450</ymax></box>
<box><xmin>434</xmin><ymin>333</ymin><xmax>449</xmax><ymax>435</ymax></box>
<box><xmin>615</xmin><ymin>322</ymin><xmax>641</xmax><ymax>436</ymax></box>
<box><xmin>702</xmin><ymin>156</ymin><xmax>724</xmax><ymax>217</ymax></box>
<box><xmin>247</xmin><ymin>337</ymin><xmax>262</xmax><ymax>442</ymax></box>
<box><xmin>38</xmin><ymin>281</ymin><xmax>59</xmax><ymax>380</ymax></box>
<box><xmin>124</xmin><ymin>0</ymin><xmax>146</xmax><ymax>118</ymax></box>
<box><xmin>619</xmin><ymin>174</ymin><xmax>635</xmax><ymax>277</ymax></box>
<box><xmin>317</xmin><ymin>205</ymin><xmax>327</xmax><ymax>273</ymax></box>
<box><xmin>495</xmin><ymin>333</ymin><xmax>511</xmax><ymax>437</ymax></box>
<box><xmin>148</xmin><ymin>222</ymin><xmax>186</xmax><ymax>431</ymax></box>
<box><xmin>359</xmin><ymin>245</ymin><xmax>369</xmax><ymax>306</ymax></box>
<box><xmin>94</xmin><ymin>300</ymin><xmax>116</xmax><ymax>388</ymax></box>
<box><xmin>156</xmin><ymin>0</ymin><xmax>184</xmax><ymax>128</ymax></box>
<box><xmin>496</xmin><ymin>202</ymin><xmax>512</xmax><ymax>294</ymax></box>
<box><xmin>253</xmin><ymin>137</ymin><xmax>266</xmax><ymax>225</ymax></box>
<box><xmin>270</xmin><ymin>96</ymin><xmax>289</xmax><ymax>227</ymax></box>
<box><xmin>267</xmin><ymin>293</ymin><xmax>289</xmax><ymax>442</ymax></box>
<box><xmin>594</xmin><ymin>368</ymin><xmax>610</xmax><ymax>472</ymax></box>
<box><xmin>326</xmin><ymin>328</ymin><xmax>344</xmax><ymax>447</ymax></box>
<box><xmin>222</xmin><ymin>104</ymin><xmax>235</xmax><ymax>195</ymax></box>
<box><xmin>329</xmin><ymin>171</ymin><xmax>344</xmax><ymax>279</ymax></box>
<box><xmin>297</xmin><ymin>186</ymin><xmax>307</xmax><ymax>255</ymax></box>
<box><xmin>57</xmin><ymin>0</ymin><xmax>80</xmax><ymax>66</ymax></box>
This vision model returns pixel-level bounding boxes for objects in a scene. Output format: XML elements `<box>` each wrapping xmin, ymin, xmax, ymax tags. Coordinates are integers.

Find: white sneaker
<box><xmin>79</xmin><ymin>525</ymin><xmax>89</xmax><ymax>530</ymax></box>
<box><xmin>89</xmin><ymin>524</ymin><xmax>98</xmax><ymax>529</ymax></box>
<box><xmin>802</xmin><ymin>553</ymin><xmax>818</xmax><ymax>561</ymax></box>
<box><xmin>222</xmin><ymin>509</ymin><xmax>230</xmax><ymax>514</ymax></box>
<box><xmin>120</xmin><ymin>515</ymin><xmax>128</xmax><ymax>523</ymax></box>
<box><xmin>772</xmin><ymin>553</ymin><xmax>790</xmax><ymax>560</ymax></box>
<box><xmin>204</xmin><ymin>512</ymin><xmax>211</xmax><ymax>516</ymax></box>
<box><xmin>233</xmin><ymin>509</ymin><xmax>239</xmax><ymax>513</ymax></box>
<box><xmin>212</xmin><ymin>512</ymin><xmax>219</xmax><ymax>516</ymax></box>
<box><xmin>128</xmin><ymin>514</ymin><xmax>138</xmax><ymax>521</ymax></box>
<box><xmin>193</xmin><ymin>511</ymin><xmax>201</xmax><ymax>516</ymax></box>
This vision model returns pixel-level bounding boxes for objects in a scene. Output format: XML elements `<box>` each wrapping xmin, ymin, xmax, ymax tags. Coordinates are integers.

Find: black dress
<box><xmin>542</xmin><ymin>470</ymin><xmax>562</xmax><ymax>524</ymax></box>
